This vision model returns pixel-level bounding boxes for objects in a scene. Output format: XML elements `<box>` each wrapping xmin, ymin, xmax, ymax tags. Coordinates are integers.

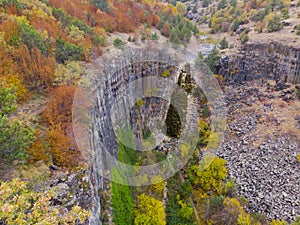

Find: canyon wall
<box><xmin>219</xmin><ymin>42</ymin><xmax>300</xmax><ymax>84</ymax></box>
<box><xmin>87</xmin><ymin>48</ymin><xmax>179</xmax><ymax>224</ymax></box>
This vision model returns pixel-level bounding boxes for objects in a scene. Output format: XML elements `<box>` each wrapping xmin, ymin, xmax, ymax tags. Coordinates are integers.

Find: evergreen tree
<box><xmin>220</xmin><ymin>37</ymin><xmax>229</xmax><ymax>49</ymax></box>
<box><xmin>0</xmin><ymin>86</ymin><xmax>34</xmax><ymax>160</ymax></box>
<box><xmin>166</xmin><ymin>104</ymin><xmax>181</xmax><ymax>138</ymax></box>
<box><xmin>91</xmin><ymin>0</ymin><xmax>109</xmax><ymax>13</ymax></box>
<box><xmin>204</xmin><ymin>47</ymin><xmax>221</xmax><ymax>73</ymax></box>
<box><xmin>170</xmin><ymin>30</ymin><xmax>180</xmax><ymax>44</ymax></box>
<box><xmin>202</xmin><ymin>0</ymin><xmax>211</xmax><ymax>7</ymax></box>
<box><xmin>218</xmin><ymin>0</ymin><xmax>227</xmax><ymax>10</ymax></box>
<box><xmin>113</xmin><ymin>38</ymin><xmax>124</xmax><ymax>49</ymax></box>
<box><xmin>55</xmin><ymin>38</ymin><xmax>84</xmax><ymax>63</ymax></box>
<box><xmin>229</xmin><ymin>0</ymin><xmax>237</xmax><ymax>7</ymax></box>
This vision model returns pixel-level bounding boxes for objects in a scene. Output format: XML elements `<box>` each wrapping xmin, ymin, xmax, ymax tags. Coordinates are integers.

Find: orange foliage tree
<box><xmin>0</xmin><ymin>42</ymin><xmax>13</xmax><ymax>76</ymax></box>
<box><xmin>12</xmin><ymin>45</ymin><xmax>56</xmax><ymax>90</ymax></box>
<box><xmin>29</xmin><ymin>85</ymin><xmax>82</xmax><ymax>168</ymax></box>
<box><xmin>27</xmin><ymin>124</ymin><xmax>80</xmax><ymax>168</ymax></box>
<box><xmin>45</xmin><ymin>123</ymin><xmax>80</xmax><ymax>168</ymax></box>
<box><xmin>161</xmin><ymin>22</ymin><xmax>170</xmax><ymax>37</ymax></box>
<box><xmin>28</xmin><ymin>10</ymin><xmax>63</xmax><ymax>44</ymax></box>
<box><xmin>0</xmin><ymin>18</ymin><xmax>19</xmax><ymax>45</ymax></box>
<box><xmin>41</xmin><ymin>85</ymin><xmax>76</xmax><ymax>126</ymax></box>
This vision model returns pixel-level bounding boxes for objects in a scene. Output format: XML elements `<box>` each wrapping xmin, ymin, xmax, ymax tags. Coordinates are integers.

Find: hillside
<box><xmin>174</xmin><ymin>0</ymin><xmax>300</xmax><ymax>47</ymax></box>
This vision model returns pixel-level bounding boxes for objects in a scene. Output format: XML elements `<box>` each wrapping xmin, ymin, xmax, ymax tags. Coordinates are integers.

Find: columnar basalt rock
<box><xmin>219</xmin><ymin>42</ymin><xmax>300</xmax><ymax>84</ymax></box>
<box><xmin>73</xmin><ymin>44</ymin><xmax>225</xmax><ymax>224</ymax></box>
<box><xmin>86</xmin><ymin>47</ymin><xmax>180</xmax><ymax>224</ymax></box>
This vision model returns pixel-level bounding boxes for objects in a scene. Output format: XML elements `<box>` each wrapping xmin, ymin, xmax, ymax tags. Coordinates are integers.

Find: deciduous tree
<box><xmin>134</xmin><ymin>194</ymin><xmax>166</xmax><ymax>225</ymax></box>
<box><xmin>161</xmin><ymin>22</ymin><xmax>170</xmax><ymax>37</ymax></box>
<box><xmin>0</xmin><ymin>179</ymin><xmax>90</xmax><ymax>224</ymax></box>
<box><xmin>189</xmin><ymin>156</ymin><xmax>227</xmax><ymax>194</ymax></box>
<box><xmin>41</xmin><ymin>85</ymin><xmax>76</xmax><ymax>125</ymax></box>
<box><xmin>12</xmin><ymin>45</ymin><xmax>56</xmax><ymax>90</ymax></box>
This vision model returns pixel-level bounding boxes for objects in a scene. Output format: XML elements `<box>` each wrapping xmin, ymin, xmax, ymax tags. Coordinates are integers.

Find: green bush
<box><xmin>0</xmin><ymin>0</ymin><xmax>21</xmax><ymax>10</ymax></box>
<box><xmin>166</xmin><ymin>175</ymin><xmax>196</xmax><ymax>224</ymax></box>
<box><xmin>113</xmin><ymin>38</ymin><xmax>124</xmax><ymax>49</ymax></box>
<box><xmin>239</xmin><ymin>28</ymin><xmax>250</xmax><ymax>44</ymax></box>
<box><xmin>231</xmin><ymin>19</ymin><xmax>240</xmax><ymax>32</ymax></box>
<box><xmin>91</xmin><ymin>0</ymin><xmax>109</xmax><ymax>13</ymax></box>
<box><xmin>229</xmin><ymin>0</ymin><xmax>237</xmax><ymax>7</ymax></box>
<box><xmin>218</xmin><ymin>0</ymin><xmax>227</xmax><ymax>10</ymax></box>
<box><xmin>267</xmin><ymin>14</ymin><xmax>283</xmax><ymax>32</ymax></box>
<box><xmin>209</xmin><ymin>195</ymin><xmax>225</xmax><ymax>210</ymax></box>
<box><xmin>241</xmin><ymin>33</ymin><xmax>249</xmax><ymax>44</ymax></box>
<box><xmin>71</xmin><ymin>18</ymin><xmax>94</xmax><ymax>35</ymax></box>
<box><xmin>16</xmin><ymin>17</ymin><xmax>50</xmax><ymax>56</ymax></box>
<box><xmin>219</xmin><ymin>37</ymin><xmax>228</xmax><ymax>49</ymax></box>
<box><xmin>151</xmin><ymin>32</ymin><xmax>159</xmax><ymax>40</ymax></box>
<box><xmin>158</xmin><ymin>13</ymin><xmax>197</xmax><ymax>43</ymax></box>
<box><xmin>52</xmin><ymin>7</ymin><xmax>71</xmax><ymax>26</ymax></box>
<box><xmin>202</xmin><ymin>0</ymin><xmax>211</xmax><ymax>7</ymax></box>
<box><xmin>204</xmin><ymin>46</ymin><xmax>221</xmax><ymax>73</ymax></box>
<box><xmin>55</xmin><ymin>38</ymin><xmax>84</xmax><ymax>63</ymax></box>
<box><xmin>92</xmin><ymin>34</ymin><xmax>105</xmax><ymax>45</ymax></box>
<box><xmin>252</xmin><ymin>8</ymin><xmax>269</xmax><ymax>22</ymax></box>
<box><xmin>281</xmin><ymin>7</ymin><xmax>290</xmax><ymax>19</ymax></box>
<box><xmin>0</xmin><ymin>86</ymin><xmax>34</xmax><ymax>160</ymax></box>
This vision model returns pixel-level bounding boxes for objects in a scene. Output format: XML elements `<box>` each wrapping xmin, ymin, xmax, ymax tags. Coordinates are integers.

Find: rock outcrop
<box><xmin>219</xmin><ymin>42</ymin><xmax>300</xmax><ymax>84</ymax></box>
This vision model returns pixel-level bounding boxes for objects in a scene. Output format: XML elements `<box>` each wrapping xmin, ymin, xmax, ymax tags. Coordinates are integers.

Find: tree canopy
<box><xmin>134</xmin><ymin>194</ymin><xmax>166</xmax><ymax>225</ymax></box>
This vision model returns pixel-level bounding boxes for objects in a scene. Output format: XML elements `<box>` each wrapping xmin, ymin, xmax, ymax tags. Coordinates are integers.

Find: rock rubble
<box><xmin>217</xmin><ymin>81</ymin><xmax>300</xmax><ymax>222</ymax></box>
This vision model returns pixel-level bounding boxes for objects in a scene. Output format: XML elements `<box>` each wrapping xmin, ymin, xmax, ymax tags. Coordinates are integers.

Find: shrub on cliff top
<box><xmin>113</xmin><ymin>38</ymin><xmax>124</xmax><ymax>49</ymax></box>
<box><xmin>266</xmin><ymin>14</ymin><xmax>283</xmax><ymax>32</ymax></box>
<box><xmin>204</xmin><ymin>46</ymin><xmax>221</xmax><ymax>73</ymax></box>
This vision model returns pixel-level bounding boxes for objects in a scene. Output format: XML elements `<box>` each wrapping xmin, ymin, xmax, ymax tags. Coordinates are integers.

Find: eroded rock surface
<box><xmin>219</xmin><ymin>42</ymin><xmax>300</xmax><ymax>84</ymax></box>
<box><xmin>217</xmin><ymin>80</ymin><xmax>300</xmax><ymax>222</ymax></box>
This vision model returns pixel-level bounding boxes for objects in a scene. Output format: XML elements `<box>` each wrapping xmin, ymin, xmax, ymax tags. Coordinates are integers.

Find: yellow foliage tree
<box><xmin>2</xmin><ymin>75</ymin><xmax>30</xmax><ymax>102</ymax></box>
<box><xmin>134</xmin><ymin>194</ymin><xmax>166</xmax><ymax>225</ymax></box>
<box><xmin>150</xmin><ymin>175</ymin><xmax>165</xmax><ymax>196</ymax></box>
<box><xmin>0</xmin><ymin>179</ymin><xmax>90</xmax><ymax>224</ymax></box>
<box><xmin>190</xmin><ymin>156</ymin><xmax>227</xmax><ymax>194</ymax></box>
<box><xmin>271</xmin><ymin>220</ymin><xmax>287</xmax><ymax>225</ymax></box>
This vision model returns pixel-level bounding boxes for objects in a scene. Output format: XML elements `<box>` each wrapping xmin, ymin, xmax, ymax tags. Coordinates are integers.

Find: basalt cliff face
<box><xmin>85</xmin><ymin>47</ymin><xmax>180</xmax><ymax>224</ymax></box>
<box><xmin>219</xmin><ymin>42</ymin><xmax>300</xmax><ymax>84</ymax></box>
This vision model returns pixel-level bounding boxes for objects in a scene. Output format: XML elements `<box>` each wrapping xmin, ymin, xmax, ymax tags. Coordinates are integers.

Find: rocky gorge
<box><xmin>69</xmin><ymin>41</ymin><xmax>300</xmax><ymax>224</ymax></box>
<box><xmin>214</xmin><ymin>41</ymin><xmax>300</xmax><ymax>222</ymax></box>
